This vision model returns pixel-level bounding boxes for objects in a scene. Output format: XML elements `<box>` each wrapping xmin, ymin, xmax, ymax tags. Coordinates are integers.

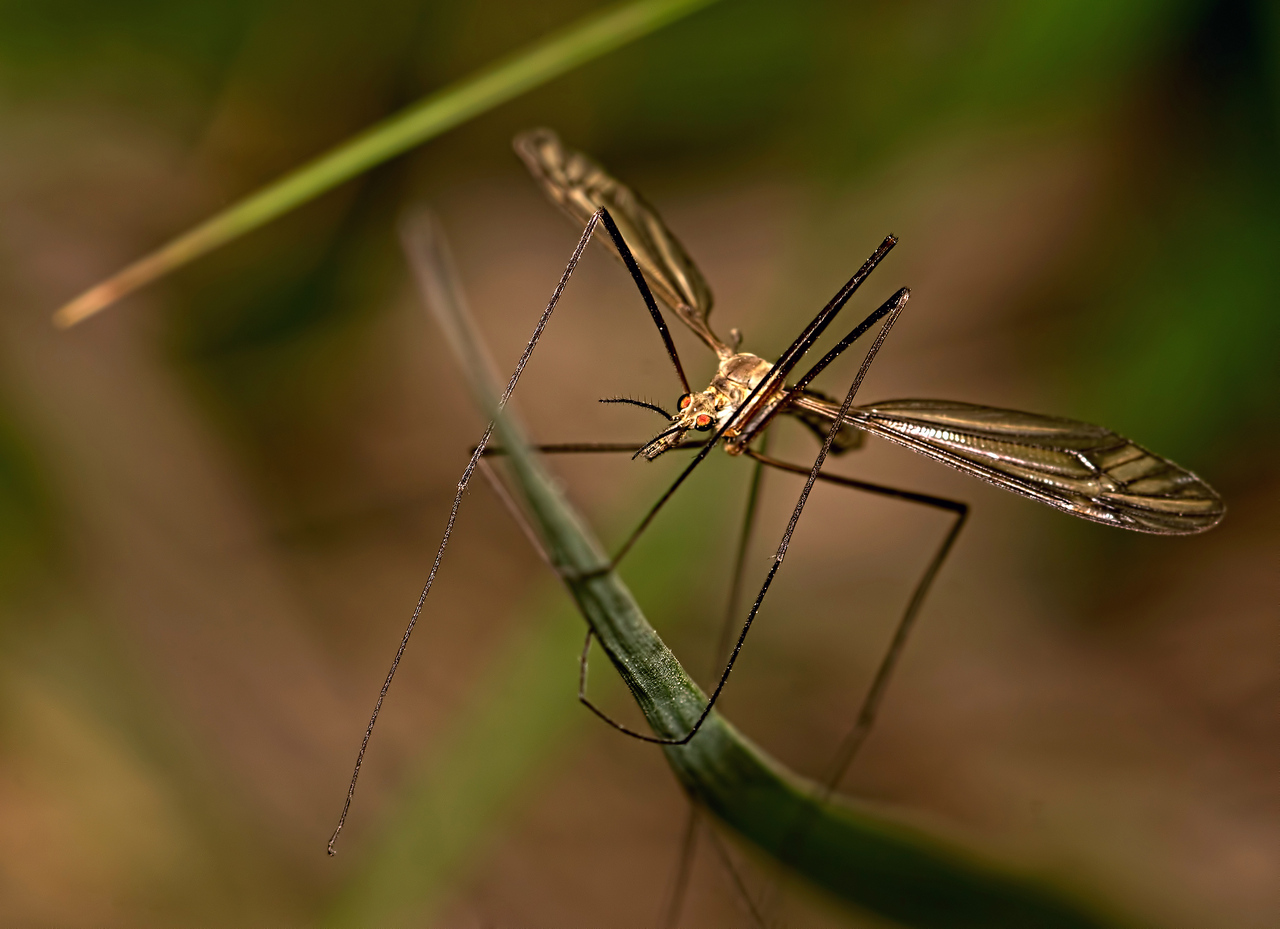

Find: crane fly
<box><xmin>513</xmin><ymin>128</ymin><xmax>1223</xmax><ymax>534</ymax></box>
<box><xmin>327</xmin><ymin>128</ymin><xmax>1225</xmax><ymax>876</ymax></box>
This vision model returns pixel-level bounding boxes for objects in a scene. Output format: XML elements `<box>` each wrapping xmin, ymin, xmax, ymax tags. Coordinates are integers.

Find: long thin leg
<box><xmin>790</xmin><ymin>288</ymin><xmax>908</xmax><ymax>394</ymax></box>
<box><xmin>745</xmin><ymin>451</ymin><xmax>966</xmax><ymax>924</ymax></box>
<box><xmin>825</xmin><ymin>507</ymin><xmax>965</xmax><ymax>790</ymax></box>
<box><xmin>660</xmin><ymin>437</ymin><xmax>772</xmax><ymax>929</ymax></box>
<box><xmin>663</xmin><ymin>814</ymin><xmax>773</xmax><ymax>929</ymax></box>
<box><xmin>485</xmin><ymin>438</ymin><xmax>774</xmax><ymax>925</ymax></box>
<box><xmin>328</xmin><ymin>205</ymin><xmax>683</xmax><ymax>853</ymax></box>
<box><xmin>703</xmin><ymin>824</ymin><xmax>769</xmax><ymax>929</ymax></box>
<box><xmin>479</xmin><ymin>440</ymin><xmax>707</xmax><ymax>457</ymax></box>
<box><xmin>714</xmin><ymin>432</ymin><xmax>770</xmax><ymax>672</ymax></box>
<box><xmin>737</xmin><ymin>287</ymin><xmax>910</xmax><ymax>450</ymax></box>
<box><xmin>728</xmin><ymin>237</ymin><xmax>897</xmax><ymax>441</ymax></box>
<box><xmin>744</xmin><ymin>449</ymin><xmax>967</xmax><ymax>789</ymax></box>
<box><xmin>604</xmin><ymin>429</ymin><xmax>723</xmax><ymax>568</ymax></box>
<box><xmin>487</xmin><ymin>441</ymin><xmax>655</xmax><ymax>455</ymax></box>
<box><xmin>326</xmin><ymin>212</ymin><xmax>598</xmax><ymax>854</ymax></box>
<box><xmin>770</xmin><ymin>237</ymin><xmax>897</xmax><ymax>377</ymax></box>
<box><xmin>597</xmin><ymin>209</ymin><xmax>692</xmax><ymax>396</ymax></box>
<box><xmin>478</xmin><ymin>457</ymin><xmax>558</xmax><ymax>570</ymax></box>
<box><xmin>659</xmin><ymin>807</ymin><xmax>702</xmax><ymax>929</ymax></box>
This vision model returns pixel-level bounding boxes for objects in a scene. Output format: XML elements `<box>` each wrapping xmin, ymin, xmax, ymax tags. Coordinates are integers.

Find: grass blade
<box><xmin>407</xmin><ymin>214</ymin><xmax>1135</xmax><ymax>929</ymax></box>
<box><xmin>51</xmin><ymin>0</ymin><xmax>721</xmax><ymax>329</ymax></box>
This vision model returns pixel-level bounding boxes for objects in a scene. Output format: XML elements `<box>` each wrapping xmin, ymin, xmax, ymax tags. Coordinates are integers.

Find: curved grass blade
<box><xmin>419</xmin><ymin>224</ymin><xmax>1137</xmax><ymax>929</ymax></box>
<box><xmin>50</xmin><ymin>0</ymin><xmax>722</xmax><ymax>329</ymax></box>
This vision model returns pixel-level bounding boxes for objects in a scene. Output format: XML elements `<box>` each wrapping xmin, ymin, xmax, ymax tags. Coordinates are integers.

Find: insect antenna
<box><xmin>600</xmin><ymin>396</ymin><xmax>673</xmax><ymax>419</ymax></box>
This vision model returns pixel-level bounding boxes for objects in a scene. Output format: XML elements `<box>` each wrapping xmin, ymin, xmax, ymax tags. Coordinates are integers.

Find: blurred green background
<box><xmin>0</xmin><ymin>1</ymin><xmax>1276</xmax><ymax>926</ymax></box>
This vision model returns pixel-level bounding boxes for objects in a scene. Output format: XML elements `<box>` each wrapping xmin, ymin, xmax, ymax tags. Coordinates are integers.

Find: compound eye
<box><xmin>693</xmin><ymin>413</ymin><xmax>714</xmax><ymax>431</ymax></box>
<box><xmin>678</xmin><ymin>394</ymin><xmax>692</xmax><ymax>411</ymax></box>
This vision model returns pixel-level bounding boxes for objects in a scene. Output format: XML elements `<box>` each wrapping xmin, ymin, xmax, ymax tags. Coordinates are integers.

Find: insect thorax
<box><xmin>709</xmin><ymin>352</ymin><xmax>773</xmax><ymax>409</ymax></box>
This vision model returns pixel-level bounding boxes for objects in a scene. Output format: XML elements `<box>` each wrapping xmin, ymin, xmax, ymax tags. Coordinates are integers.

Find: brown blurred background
<box><xmin>0</xmin><ymin>1</ymin><xmax>1276</xmax><ymax>927</ymax></box>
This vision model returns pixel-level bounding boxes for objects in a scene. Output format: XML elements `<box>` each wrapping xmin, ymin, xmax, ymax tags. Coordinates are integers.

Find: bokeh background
<box><xmin>0</xmin><ymin>1</ymin><xmax>1277</xmax><ymax>927</ymax></box>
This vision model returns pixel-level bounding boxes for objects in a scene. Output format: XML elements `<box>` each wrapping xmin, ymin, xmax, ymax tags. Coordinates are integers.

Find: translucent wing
<box><xmin>790</xmin><ymin>396</ymin><xmax>1224</xmax><ymax>534</ymax></box>
<box><xmin>514</xmin><ymin>128</ymin><xmax>727</xmax><ymax>355</ymax></box>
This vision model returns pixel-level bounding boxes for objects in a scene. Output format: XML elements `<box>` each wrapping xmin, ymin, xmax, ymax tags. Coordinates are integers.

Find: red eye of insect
<box><xmin>678</xmin><ymin>394</ymin><xmax>692</xmax><ymax>411</ymax></box>
<box><xmin>694</xmin><ymin>413</ymin><xmax>714</xmax><ymax>431</ymax></box>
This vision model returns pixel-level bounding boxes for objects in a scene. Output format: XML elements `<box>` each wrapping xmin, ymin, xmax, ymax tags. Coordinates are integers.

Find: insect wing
<box><xmin>800</xmin><ymin>397</ymin><xmax>1224</xmax><ymax>534</ymax></box>
<box><xmin>514</xmin><ymin>128</ymin><xmax>726</xmax><ymax>354</ymax></box>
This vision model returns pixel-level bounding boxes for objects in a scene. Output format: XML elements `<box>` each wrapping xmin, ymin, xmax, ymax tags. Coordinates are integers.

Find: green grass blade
<box><xmin>51</xmin><ymin>0</ymin><xmax>721</xmax><ymax>329</ymax></box>
<box><xmin>410</xmin><ymin>215</ymin><xmax>1136</xmax><ymax>929</ymax></box>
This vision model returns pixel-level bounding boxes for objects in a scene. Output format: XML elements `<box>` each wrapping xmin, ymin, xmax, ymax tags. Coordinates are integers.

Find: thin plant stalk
<box><xmin>51</xmin><ymin>0</ymin><xmax>721</xmax><ymax>328</ymax></box>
